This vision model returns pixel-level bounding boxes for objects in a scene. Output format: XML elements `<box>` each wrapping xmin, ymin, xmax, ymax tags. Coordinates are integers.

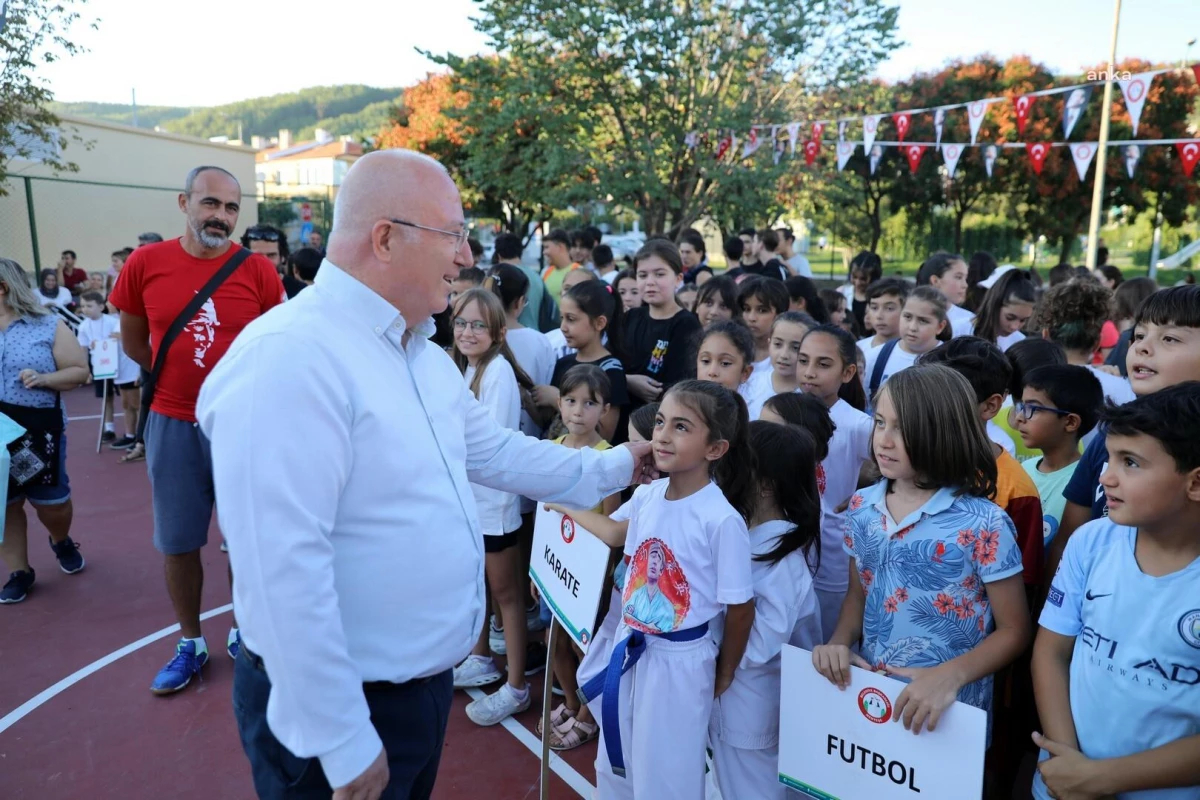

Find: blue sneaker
<box><xmin>227</xmin><ymin>628</ymin><xmax>240</xmax><ymax>660</ymax></box>
<box><xmin>49</xmin><ymin>536</ymin><xmax>85</xmax><ymax>574</ymax></box>
<box><xmin>0</xmin><ymin>569</ymin><xmax>35</xmax><ymax>604</ymax></box>
<box><xmin>151</xmin><ymin>639</ymin><xmax>208</xmax><ymax>695</ymax></box>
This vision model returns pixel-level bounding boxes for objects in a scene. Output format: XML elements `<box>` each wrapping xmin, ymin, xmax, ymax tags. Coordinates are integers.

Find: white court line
<box><xmin>0</xmin><ymin>606</ymin><xmax>597</xmax><ymax>799</ymax></box>
<box><xmin>464</xmin><ymin>688</ymin><xmax>595</xmax><ymax>799</ymax></box>
<box><xmin>0</xmin><ymin>603</ymin><xmax>234</xmax><ymax>735</ymax></box>
<box><xmin>67</xmin><ymin>412</ymin><xmax>125</xmax><ymax>422</ymax></box>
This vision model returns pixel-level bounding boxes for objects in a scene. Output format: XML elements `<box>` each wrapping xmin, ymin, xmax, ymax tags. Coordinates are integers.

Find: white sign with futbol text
<box><xmin>528</xmin><ymin>507</ymin><xmax>611</xmax><ymax>654</ymax></box>
<box><xmin>778</xmin><ymin>646</ymin><xmax>987</xmax><ymax>800</ymax></box>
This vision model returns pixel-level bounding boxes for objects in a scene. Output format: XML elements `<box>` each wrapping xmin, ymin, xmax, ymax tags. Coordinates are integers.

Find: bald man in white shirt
<box><xmin>198</xmin><ymin>150</ymin><xmax>654</xmax><ymax>800</ymax></box>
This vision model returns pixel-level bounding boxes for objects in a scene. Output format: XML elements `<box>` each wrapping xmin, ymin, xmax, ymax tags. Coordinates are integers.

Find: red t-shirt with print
<box><xmin>109</xmin><ymin>239</ymin><xmax>283</xmax><ymax>422</ymax></box>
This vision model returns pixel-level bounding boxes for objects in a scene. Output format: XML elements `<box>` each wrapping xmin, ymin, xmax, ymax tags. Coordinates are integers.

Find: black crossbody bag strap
<box><xmin>136</xmin><ymin>248</ymin><xmax>252</xmax><ymax>440</ymax></box>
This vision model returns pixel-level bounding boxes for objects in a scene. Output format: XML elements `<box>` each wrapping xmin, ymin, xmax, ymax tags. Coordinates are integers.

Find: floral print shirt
<box><xmin>842</xmin><ymin>483</ymin><xmax>1024</xmax><ymax>722</ymax></box>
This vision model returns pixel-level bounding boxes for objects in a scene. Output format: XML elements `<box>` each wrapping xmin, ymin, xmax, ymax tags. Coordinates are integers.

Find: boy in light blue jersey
<box><xmin>1032</xmin><ymin>383</ymin><xmax>1200</xmax><ymax>800</ymax></box>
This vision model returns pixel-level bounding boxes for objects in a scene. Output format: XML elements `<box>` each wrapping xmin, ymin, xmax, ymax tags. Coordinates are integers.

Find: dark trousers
<box><xmin>233</xmin><ymin>646</ymin><xmax>452</xmax><ymax>799</ymax></box>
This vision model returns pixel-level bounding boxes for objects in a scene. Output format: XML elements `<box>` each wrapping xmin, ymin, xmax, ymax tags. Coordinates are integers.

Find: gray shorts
<box><xmin>145</xmin><ymin>411</ymin><xmax>215</xmax><ymax>555</ymax></box>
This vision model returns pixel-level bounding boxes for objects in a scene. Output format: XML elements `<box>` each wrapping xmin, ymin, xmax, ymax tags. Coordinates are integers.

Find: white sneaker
<box><xmin>453</xmin><ymin>655</ymin><xmax>502</xmax><ymax>688</ymax></box>
<box><xmin>489</xmin><ymin>617</ymin><xmax>507</xmax><ymax>655</ymax></box>
<box><xmin>220</xmin><ymin>540</ymin><xmax>228</xmax><ymax>553</ymax></box>
<box><xmin>465</xmin><ymin>683</ymin><xmax>531</xmax><ymax>726</ymax></box>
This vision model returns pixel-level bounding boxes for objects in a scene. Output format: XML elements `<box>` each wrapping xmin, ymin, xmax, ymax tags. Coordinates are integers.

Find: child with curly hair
<box><xmin>1034</xmin><ymin>280</ymin><xmax>1134</xmax><ymax>407</ymax></box>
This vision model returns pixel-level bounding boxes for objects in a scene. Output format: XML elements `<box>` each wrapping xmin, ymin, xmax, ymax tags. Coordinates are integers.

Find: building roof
<box><xmin>256</xmin><ymin>139</ymin><xmax>364</xmax><ymax>163</ymax></box>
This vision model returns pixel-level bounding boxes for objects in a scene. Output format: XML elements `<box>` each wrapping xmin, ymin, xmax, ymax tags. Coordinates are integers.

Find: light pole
<box><xmin>1184</xmin><ymin>38</ymin><xmax>1197</xmax><ymax>68</ymax></box>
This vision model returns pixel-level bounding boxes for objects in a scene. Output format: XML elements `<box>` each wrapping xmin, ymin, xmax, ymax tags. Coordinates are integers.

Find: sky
<box><xmin>38</xmin><ymin>0</ymin><xmax>1200</xmax><ymax>108</ymax></box>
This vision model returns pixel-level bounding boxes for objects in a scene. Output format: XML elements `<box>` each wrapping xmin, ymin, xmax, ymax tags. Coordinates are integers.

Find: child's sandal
<box><xmin>549</xmin><ymin>717</ymin><xmax>598</xmax><ymax>751</ymax></box>
<box><xmin>535</xmin><ymin>703</ymin><xmax>575</xmax><ymax>737</ymax></box>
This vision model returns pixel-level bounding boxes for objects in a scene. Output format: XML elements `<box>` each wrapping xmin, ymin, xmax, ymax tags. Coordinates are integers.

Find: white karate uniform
<box><xmin>594</xmin><ymin>480</ymin><xmax>752</xmax><ymax>800</ymax></box>
<box><xmin>708</xmin><ymin>520</ymin><xmax>822</xmax><ymax>800</ymax></box>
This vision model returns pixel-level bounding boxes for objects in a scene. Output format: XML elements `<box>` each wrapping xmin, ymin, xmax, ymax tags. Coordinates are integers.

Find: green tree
<box><xmin>0</xmin><ymin>0</ymin><xmax>94</xmax><ymax>194</ymax></box>
<box><xmin>435</xmin><ymin>0</ymin><xmax>899</xmax><ymax>234</ymax></box>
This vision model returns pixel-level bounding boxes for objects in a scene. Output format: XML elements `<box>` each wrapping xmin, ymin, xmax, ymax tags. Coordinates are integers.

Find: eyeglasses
<box><xmin>388</xmin><ymin>218</ymin><xmax>469</xmax><ymax>251</ymax></box>
<box><xmin>245</xmin><ymin>227</ymin><xmax>281</xmax><ymax>242</ymax></box>
<box><xmin>453</xmin><ymin>318</ymin><xmax>489</xmax><ymax>333</ymax></box>
<box><xmin>1014</xmin><ymin>401</ymin><xmax>1071</xmax><ymax>421</ymax></box>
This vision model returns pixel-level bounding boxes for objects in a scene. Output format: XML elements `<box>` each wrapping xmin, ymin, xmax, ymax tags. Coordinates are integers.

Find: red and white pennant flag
<box><xmin>804</xmin><ymin>139</ymin><xmax>820</xmax><ymax>166</ymax></box>
<box><xmin>1070</xmin><ymin>142</ymin><xmax>1097</xmax><ymax>181</ymax></box>
<box><xmin>743</xmin><ymin>128</ymin><xmax>762</xmax><ymax>158</ymax></box>
<box><xmin>968</xmin><ymin>100</ymin><xmax>991</xmax><ymax>144</ymax></box>
<box><xmin>941</xmin><ymin>143</ymin><xmax>963</xmax><ymax>178</ymax></box>
<box><xmin>1178</xmin><ymin>141</ymin><xmax>1200</xmax><ymax>178</ymax></box>
<box><xmin>836</xmin><ymin>141</ymin><xmax>855</xmax><ymax>172</ymax></box>
<box><xmin>1027</xmin><ymin>142</ymin><xmax>1051</xmax><ymax>175</ymax></box>
<box><xmin>1013</xmin><ymin>95</ymin><xmax>1035</xmax><ymax>137</ymax></box>
<box><xmin>1117</xmin><ymin>73</ymin><xmax>1154</xmax><ymax>136</ymax></box>
<box><xmin>893</xmin><ymin>113</ymin><xmax>911</xmax><ymax>142</ymax></box>
<box><xmin>786</xmin><ymin>122</ymin><xmax>801</xmax><ymax>155</ymax></box>
<box><xmin>862</xmin><ymin>114</ymin><xmax>883</xmax><ymax>150</ymax></box>
<box><xmin>904</xmin><ymin>144</ymin><xmax>925</xmax><ymax>174</ymax></box>
<box><xmin>812</xmin><ymin>121</ymin><xmax>825</xmax><ymax>141</ymax></box>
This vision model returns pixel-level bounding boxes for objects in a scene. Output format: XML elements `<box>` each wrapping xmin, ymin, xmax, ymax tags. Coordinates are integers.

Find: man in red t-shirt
<box><xmin>57</xmin><ymin>250</ymin><xmax>89</xmax><ymax>297</ymax></box>
<box><xmin>110</xmin><ymin>165</ymin><xmax>283</xmax><ymax>695</ymax></box>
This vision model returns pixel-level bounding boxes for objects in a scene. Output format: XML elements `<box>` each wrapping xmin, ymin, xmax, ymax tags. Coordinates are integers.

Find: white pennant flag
<box><xmin>1117</xmin><ymin>72</ymin><xmax>1153</xmax><ymax>136</ymax></box>
<box><xmin>684</xmin><ymin>131</ymin><xmax>698</xmax><ymax>149</ymax></box>
<box><xmin>743</xmin><ymin>128</ymin><xmax>761</xmax><ymax>158</ymax></box>
<box><xmin>868</xmin><ymin>144</ymin><xmax>885</xmax><ymax>176</ymax></box>
<box><xmin>1122</xmin><ymin>143</ymin><xmax>1142</xmax><ymax>178</ymax></box>
<box><xmin>941</xmin><ymin>143</ymin><xmax>963</xmax><ymax>178</ymax></box>
<box><xmin>983</xmin><ymin>144</ymin><xmax>1000</xmax><ymax>178</ymax></box>
<box><xmin>836</xmin><ymin>141</ymin><xmax>856</xmax><ymax>172</ymax></box>
<box><xmin>786</xmin><ymin>122</ymin><xmax>801</xmax><ymax>155</ymax></box>
<box><xmin>1071</xmin><ymin>142</ymin><xmax>1098</xmax><ymax>182</ymax></box>
<box><xmin>862</xmin><ymin>114</ymin><xmax>883</xmax><ymax>151</ymax></box>
<box><xmin>837</xmin><ymin>120</ymin><xmax>849</xmax><ymax>142</ymax></box>
<box><xmin>934</xmin><ymin>108</ymin><xmax>947</xmax><ymax>144</ymax></box>
<box><xmin>967</xmin><ymin>100</ymin><xmax>990</xmax><ymax>144</ymax></box>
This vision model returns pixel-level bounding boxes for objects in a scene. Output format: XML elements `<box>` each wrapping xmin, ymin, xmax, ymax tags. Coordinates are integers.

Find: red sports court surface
<box><xmin>0</xmin><ymin>389</ymin><xmax>597</xmax><ymax>799</ymax></box>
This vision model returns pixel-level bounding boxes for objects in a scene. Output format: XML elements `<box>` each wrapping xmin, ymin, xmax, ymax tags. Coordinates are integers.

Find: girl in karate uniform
<box><xmin>708</xmin><ymin>420</ymin><xmax>824</xmax><ymax>799</ymax></box>
<box><xmin>579</xmin><ymin>380</ymin><xmax>757</xmax><ymax>800</ymax></box>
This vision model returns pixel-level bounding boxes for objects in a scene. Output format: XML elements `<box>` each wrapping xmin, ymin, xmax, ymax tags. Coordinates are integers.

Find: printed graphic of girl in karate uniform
<box><xmin>623</xmin><ymin>538</ymin><xmax>690</xmax><ymax>634</ymax></box>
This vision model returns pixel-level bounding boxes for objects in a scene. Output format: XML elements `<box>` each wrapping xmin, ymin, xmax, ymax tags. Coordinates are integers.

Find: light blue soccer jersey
<box><xmin>1034</xmin><ymin>519</ymin><xmax>1200</xmax><ymax>800</ymax></box>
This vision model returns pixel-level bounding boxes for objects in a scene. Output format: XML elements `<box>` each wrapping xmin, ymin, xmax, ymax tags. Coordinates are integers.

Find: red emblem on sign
<box><xmin>1013</xmin><ymin>95</ymin><xmax>1035</xmax><ymax>137</ymax></box>
<box><xmin>858</xmin><ymin>687</ymin><xmax>892</xmax><ymax>724</ymax></box>
<box><xmin>560</xmin><ymin>516</ymin><xmax>575</xmax><ymax>544</ymax></box>
<box><xmin>1027</xmin><ymin>142</ymin><xmax>1050</xmax><ymax>175</ymax></box>
<box><xmin>905</xmin><ymin>144</ymin><xmax>926</xmax><ymax>174</ymax></box>
<box><xmin>804</xmin><ymin>139</ymin><xmax>820</xmax><ymax>166</ymax></box>
<box><xmin>1177</xmin><ymin>142</ymin><xmax>1200</xmax><ymax>178</ymax></box>
<box><xmin>892</xmin><ymin>113</ymin><xmax>911</xmax><ymax>142</ymax></box>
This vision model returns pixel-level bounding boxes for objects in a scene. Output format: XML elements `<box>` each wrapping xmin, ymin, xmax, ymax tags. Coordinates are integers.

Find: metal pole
<box><xmin>829</xmin><ymin>206</ymin><xmax>838</xmax><ymax>282</ymax></box>
<box><xmin>539</xmin><ymin>622</ymin><xmax>557</xmax><ymax>800</ymax></box>
<box><xmin>1149</xmin><ymin>210</ymin><xmax>1163</xmax><ymax>280</ymax></box>
<box><xmin>1085</xmin><ymin>0</ymin><xmax>1122</xmax><ymax>270</ymax></box>
<box><xmin>23</xmin><ymin>176</ymin><xmax>42</xmax><ymax>279</ymax></box>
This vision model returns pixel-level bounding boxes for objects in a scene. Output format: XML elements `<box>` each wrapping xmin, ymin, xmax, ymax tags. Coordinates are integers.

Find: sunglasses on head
<box><xmin>246</xmin><ymin>228</ymin><xmax>281</xmax><ymax>242</ymax></box>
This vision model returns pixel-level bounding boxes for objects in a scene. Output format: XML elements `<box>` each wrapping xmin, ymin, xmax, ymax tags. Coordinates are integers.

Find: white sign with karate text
<box><xmin>90</xmin><ymin>338</ymin><xmax>118</xmax><ymax>381</ymax></box>
<box><xmin>528</xmin><ymin>507</ymin><xmax>610</xmax><ymax>654</ymax></box>
<box><xmin>778</xmin><ymin>645</ymin><xmax>986</xmax><ymax>800</ymax></box>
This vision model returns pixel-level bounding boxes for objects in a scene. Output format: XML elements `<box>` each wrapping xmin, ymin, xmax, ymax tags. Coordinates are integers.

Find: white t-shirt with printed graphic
<box><xmin>813</xmin><ymin>399</ymin><xmax>874</xmax><ymax>593</ymax></box>
<box><xmin>621</xmin><ymin>479</ymin><xmax>752</xmax><ymax>636</ymax></box>
<box><xmin>1035</xmin><ymin>519</ymin><xmax>1200</xmax><ymax>800</ymax></box>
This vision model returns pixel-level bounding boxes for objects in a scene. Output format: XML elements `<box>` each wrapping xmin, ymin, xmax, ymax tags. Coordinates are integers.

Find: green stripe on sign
<box><xmin>778</xmin><ymin>774</ymin><xmax>839</xmax><ymax>800</ymax></box>
<box><xmin>529</xmin><ymin>571</ymin><xmax>588</xmax><ymax>643</ymax></box>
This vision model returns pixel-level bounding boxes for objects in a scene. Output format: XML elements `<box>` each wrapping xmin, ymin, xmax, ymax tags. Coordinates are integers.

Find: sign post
<box><xmin>539</xmin><ymin>622</ymin><xmax>557</xmax><ymax>800</ymax></box>
<box><xmin>778</xmin><ymin>646</ymin><xmax>987</xmax><ymax>800</ymax></box>
<box><xmin>90</xmin><ymin>340</ymin><xmax>118</xmax><ymax>453</ymax></box>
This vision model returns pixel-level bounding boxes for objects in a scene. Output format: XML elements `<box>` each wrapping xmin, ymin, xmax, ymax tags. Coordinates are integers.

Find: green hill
<box><xmin>51</xmin><ymin>84</ymin><xmax>401</xmax><ymax>144</ymax></box>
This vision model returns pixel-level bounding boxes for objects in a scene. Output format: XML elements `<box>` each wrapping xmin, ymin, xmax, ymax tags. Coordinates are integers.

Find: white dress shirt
<box><xmin>196</xmin><ymin>260</ymin><xmax>633</xmax><ymax>790</ymax></box>
<box><xmin>464</xmin><ymin>358</ymin><xmax>521</xmax><ymax>535</ymax></box>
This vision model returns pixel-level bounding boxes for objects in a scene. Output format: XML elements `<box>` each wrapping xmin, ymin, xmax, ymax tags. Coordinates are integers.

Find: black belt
<box><xmin>242</xmin><ymin>644</ymin><xmax>436</xmax><ymax>691</ymax></box>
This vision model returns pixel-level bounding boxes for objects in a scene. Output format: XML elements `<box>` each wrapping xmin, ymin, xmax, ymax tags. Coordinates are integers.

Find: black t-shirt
<box><xmin>683</xmin><ymin>264</ymin><xmax>714</xmax><ymax>284</ymax></box>
<box><xmin>552</xmin><ymin>353</ymin><xmax>629</xmax><ymax>445</ymax></box>
<box><xmin>852</xmin><ymin>297</ymin><xmax>868</xmax><ymax>334</ymax></box>
<box><xmin>622</xmin><ymin>306</ymin><xmax>703</xmax><ymax>400</ymax></box>
<box><xmin>282</xmin><ymin>274</ymin><xmax>307</xmax><ymax>299</ymax></box>
<box><xmin>745</xmin><ymin>260</ymin><xmax>788</xmax><ymax>282</ymax></box>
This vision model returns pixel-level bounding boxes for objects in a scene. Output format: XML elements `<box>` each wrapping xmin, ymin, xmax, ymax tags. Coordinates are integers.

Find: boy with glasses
<box><xmin>1014</xmin><ymin>366</ymin><xmax>1105</xmax><ymax>546</ymax></box>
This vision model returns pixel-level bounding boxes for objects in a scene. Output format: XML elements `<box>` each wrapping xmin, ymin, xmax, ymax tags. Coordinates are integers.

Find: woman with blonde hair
<box><xmin>0</xmin><ymin>258</ymin><xmax>90</xmax><ymax>604</ymax></box>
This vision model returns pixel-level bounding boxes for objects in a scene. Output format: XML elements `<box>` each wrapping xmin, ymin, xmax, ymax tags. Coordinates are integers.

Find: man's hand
<box><xmin>332</xmin><ymin>747</ymin><xmax>388</xmax><ymax>800</ymax></box>
<box><xmin>622</xmin><ymin>440</ymin><xmax>658</xmax><ymax>485</ymax></box>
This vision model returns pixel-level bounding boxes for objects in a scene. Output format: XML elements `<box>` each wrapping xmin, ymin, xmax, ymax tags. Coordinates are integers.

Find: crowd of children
<box><xmin>435</xmin><ymin>232</ymin><xmax>1199</xmax><ymax>799</ymax></box>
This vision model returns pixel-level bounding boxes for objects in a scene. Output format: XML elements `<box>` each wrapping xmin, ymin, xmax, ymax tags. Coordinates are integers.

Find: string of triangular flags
<box><xmin>687</xmin><ymin>64</ymin><xmax>1200</xmax><ymax>178</ymax></box>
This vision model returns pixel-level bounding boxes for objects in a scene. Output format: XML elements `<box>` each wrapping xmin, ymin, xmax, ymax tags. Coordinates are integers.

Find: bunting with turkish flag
<box><xmin>868</xmin><ymin>144</ymin><xmax>885</xmax><ymax>176</ymax></box>
<box><xmin>838</xmin><ymin>120</ymin><xmax>848</xmax><ymax>142</ymax></box>
<box><xmin>934</xmin><ymin>107</ymin><xmax>947</xmax><ymax>144</ymax></box>
<box><xmin>1013</xmin><ymin>95</ymin><xmax>1035</xmax><ymax>137</ymax></box>
<box><xmin>968</xmin><ymin>100</ymin><xmax>990</xmax><ymax>144</ymax></box>
<box><xmin>942</xmin><ymin>143</ymin><xmax>963</xmax><ymax>179</ymax></box>
<box><xmin>1027</xmin><ymin>142</ymin><xmax>1051</xmax><ymax>175</ymax></box>
<box><xmin>1122</xmin><ymin>144</ymin><xmax>1142</xmax><ymax>178</ymax></box>
<box><xmin>743</xmin><ymin>128</ymin><xmax>762</xmax><ymax>158</ymax></box>
<box><xmin>904</xmin><ymin>144</ymin><xmax>925</xmax><ymax>174</ymax></box>
<box><xmin>893</xmin><ymin>113</ymin><xmax>912</xmax><ymax>142</ymax></box>
<box><xmin>804</xmin><ymin>139</ymin><xmax>820</xmax><ymax>166</ymax></box>
<box><xmin>715</xmin><ymin>132</ymin><xmax>734</xmax><ymax>160</ymax></box>
<box><xmin>1178</xmin><ymin>141</ymin><xmax>1200</xmax><ymax>178</ymax></box>
<box><xmin>1070</xmin><ymin>142</ymin><xmax>1098</xmax><ymax>182</ymax></box>
<box><xmin>1062</xmin><ymin>86</ymin><xmax>1093</xmax><ymax>138</ymax></box>
<box><xmin>836</xmin><ymin>141</ymin><xmax>855</xmax><ymax>172</ymax></box>
<box><xmin>787</xmin><ymin>122</ymin><xmax>801</xmax><ymax>155</ymax></box>
<box><xmin>983</xmin><ymin>143</ymin><xmax>1001</xmax><ymax>178</ymax></box>
<box><xmin>863</xmin><ymin>114</ymin><xmax>883</xmax><ymax>150</ymax></box>
<box><xmin>812</xmin><ymin>121</ymin><xmax>825</xmax><ymax>141</ymax></box>
<box><xmin>1117</xmin><ymin>73</ymin><xmax>1153</xmax><ymax>136</ymax></box>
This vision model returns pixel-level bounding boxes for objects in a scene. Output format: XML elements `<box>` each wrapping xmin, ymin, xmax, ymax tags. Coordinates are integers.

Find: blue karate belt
<box><xmin>578</xmin><ymin>621</ymin><xmax>709</xmax><ymax>778</ymax></box>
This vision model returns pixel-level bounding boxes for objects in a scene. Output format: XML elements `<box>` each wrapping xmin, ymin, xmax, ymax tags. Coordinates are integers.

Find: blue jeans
<box><xmin>232</xmin><ymin>645</ymin><xmax>452</xmax><ymax>799</ymax></box>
